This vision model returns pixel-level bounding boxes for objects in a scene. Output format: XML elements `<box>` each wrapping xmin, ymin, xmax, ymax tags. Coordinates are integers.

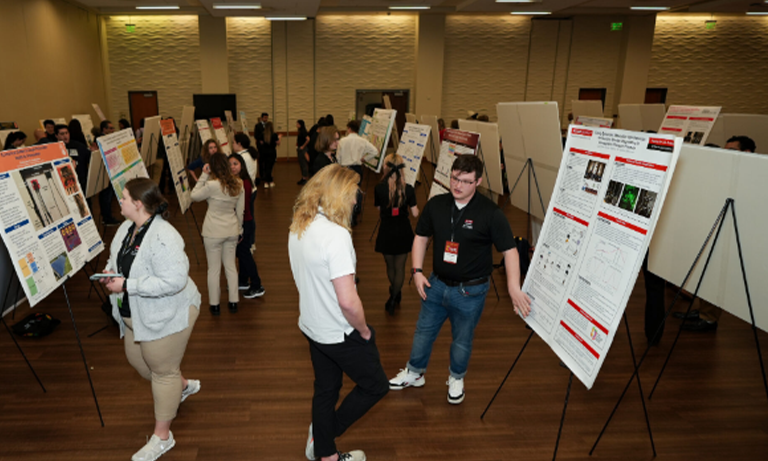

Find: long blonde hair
<box><xmin>381</xmin><ymin>153</ymin><xmax>406</xmax><ymax>209</ymax></box>
<box><xmin>290</xmin><ymin>164</ymin><xmax>360</xmax><ymax>238</ymax></box>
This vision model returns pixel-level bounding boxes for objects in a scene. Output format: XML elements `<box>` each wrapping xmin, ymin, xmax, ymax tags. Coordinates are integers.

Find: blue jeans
<box><xmin>407</xmin><ymin>274</ymin><xmax>490</xmax><ymax>379</ymax></box>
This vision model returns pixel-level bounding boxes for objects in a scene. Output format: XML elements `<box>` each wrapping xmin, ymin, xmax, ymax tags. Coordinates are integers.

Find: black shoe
<box><xmin>673</xmin><ymin>309</ymin><xmax>700</xmax><ymax>320</ymax></box>
<box><xmin>244</xmin><ymin>286</ymin><xmax>265</xmax><ymax>299</ymax></box>
<box><xmin>681</xmin><ymin>319</ymin><xmax>718</xmax><ymax>332</ymax></box>
<box><xmin>228</xmin><ymin>302</ymin><xmax>238</xmax><ymax>313</ymax></box>
<box><xmin>209</xmin><ymin>305</ymin><xmax>220</xmax><ymax>316</ymax></box>
<box><xmin>394</xmin><ymin>291</ymin><xmax>402</xmax><ymax>304</ymax></box>
<box><xmin>297</xmin><ymin>179</ymin><xmax>307</xmax><ymax>185</ymax></box>
<box><xmin>385</xmin><ymin>297</ymin><xmax>396</xmax><ymax>316</ymax></box>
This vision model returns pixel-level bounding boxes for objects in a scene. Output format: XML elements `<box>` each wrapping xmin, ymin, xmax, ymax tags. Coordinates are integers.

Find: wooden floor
<box><xmin>1</xmin><ymin>162</ymin><xmax>767</xmax><ymax>461</ymax></box>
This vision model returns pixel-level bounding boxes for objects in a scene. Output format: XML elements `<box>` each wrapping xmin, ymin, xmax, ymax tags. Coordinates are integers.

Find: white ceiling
<box><xmin>74</xmin><ymin>0</ymin><xmax>768</xmax><ymax>17</ymax></box>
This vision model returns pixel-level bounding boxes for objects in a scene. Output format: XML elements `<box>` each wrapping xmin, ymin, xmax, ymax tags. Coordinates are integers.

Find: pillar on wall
<box><xmin>199</xmin><ymin>16</ymin><xmax>230</xmax><ymax>94</ymax></box>
<box><xmin>415</xmin><ymin>14</ymin><xmax>445</xmax><ymax>118</ymax></box>
<box><xmin>614</xmin><ymin>15</ymin><xmax>656</xmax><ymax>111</ymax></box>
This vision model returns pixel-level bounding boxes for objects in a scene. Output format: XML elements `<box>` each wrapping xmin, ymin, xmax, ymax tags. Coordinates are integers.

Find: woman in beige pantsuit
<box><xmin>191</xmin><ymin>152</ymin><xmax>244</xmax><ymax>315</ymax></box>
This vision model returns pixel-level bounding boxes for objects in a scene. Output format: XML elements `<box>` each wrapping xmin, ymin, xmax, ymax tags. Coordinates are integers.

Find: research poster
<box><xmin>224</xmin><ymin>110</ymin><xmax>236</xmax><ymax>149</ymax></box>
<box><xmin>160</xmin><ymin>120</ymin><xmax>191</xmax><ymax>213</ymax></box>
<box><xmin>429</xmin><ymin>129</ymin><xmax>480</xmax><ymax>199</ymax></box>
<box><xmin>359</xmin><ymin>115</ymin><xmax>372</xmax><ymax>139</ymax></box>
<box><xmin>658</xmin><ymin>105</ymin><xmax>721</xmax><ymax>145</ymax></box>
<box><xmin>397</xmin><ymin>122</ymin><xmax>431</xmax><ymax>187</ymax></box>
<box><xmin>239</xmin><ymin>111</ymin><xmax>249</xmax><ymax>134</ymax></box>
<box><xmin>211</xmin><ymin>117</ymin><xmax>231</xmax><ymax>154</ymax></box>
<box><xmin>362</xmin><ymin>108</ymin><xmax>397</xmax><ymax>173</ymax></box>
<box><xmin>0</xmin><ymin>143</ymin><xmax>104</xmax><ymax>307</ymax></box>
<box><xmin>178</xmin><ymin>106</ymin><xmax>195</xmax><ymax>162</ymax></box>
<box><xmin>140</xmin><ymin>116</ymin><xmax>162</xmax><ymax>165</ymax></box>
<box><xmin>72</xmin><ymin>114</ymin><xmax>95</xmax><ymax>145</ymax></box>
<box><xmin>84</xmin><ymin>152</ymin><xmax>109</xmax><ymax>199</ymax></box>
<box><xmin>96</xmin><ymin>128</ymin><xmax>149</xmax><ymax>200</ymax></box>
<box><xmin>196</xmin><ymin>119</ymin><xmax>213</xmax><ymax>145</ymax></box>
<box><xmin>420</xmin><ymin>115</ymin><xmax>441</xmax><ymax>164</ymax></box>
<box><xmin>575</xmin><ymin>116</ymin><xmax>614</xmax><ymax>128</ymax></box>
<box><xmin>523</xmin><ymin>126</ymin><xmax>680</xmax><ymax>389</ymax></box>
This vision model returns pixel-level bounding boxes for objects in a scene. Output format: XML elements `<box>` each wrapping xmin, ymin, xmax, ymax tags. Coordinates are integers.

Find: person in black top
<box><xmin>309</xmin><ymin>126</ymin><xmax>339</xmax><ymax>177</ymax></box>
<box><xmin>254</xmin><ymin>112</ymin><xmax>268</xmax><ymax>184</ymax></box>
<box><xmin>306</xmin><ymin>116</ymin><xmax>326</xmax><ymax>169</ymax></box>
<box><xmin>42</xmin><ymin>119</ymin><xmax>58</xmax><ymax>143</ymax></box>
<box><xmin>388</xmin><ymin>154</ymin><xmax>531</xmax><ymax>405</ymax></box>
<box><xmin>3</xmin><ymin>131</ymin><xmax>26</xmax><ymax>150</ymax></box>
<box><xmin>260</xmin><ymin>121</ymin><xmax>280</xmax><ymax>188</ymax></box>
<box><xmin>296</xmin><ymin>119</ymin><xmax>310</xmax><ymax>185</ymax></box>
<box><xmin>55</xmin><ymin>124</ymin><xmax>91</xmax><ymax>192</ymax></box>
<box><xmin>374</xmin><ymin>154</ymin><xmax>419</xmax><ymax>315</ymax></box>
<box><xmin>68</xmin><ymin>119</ymin><xmax>89</xmax><ymax>146</ymax></box>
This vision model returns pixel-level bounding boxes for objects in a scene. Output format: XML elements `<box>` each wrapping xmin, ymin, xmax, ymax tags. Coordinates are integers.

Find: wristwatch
<box><xmin>411</xmin><ymin>268</ymin><xmax>423</xmax><ymax>275</ymax></box>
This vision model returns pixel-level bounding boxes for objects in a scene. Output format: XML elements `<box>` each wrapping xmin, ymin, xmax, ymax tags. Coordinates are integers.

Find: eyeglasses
<box><xmin>450</xmin><ymin>175</ymin><xmax>476</xmax><ymax>186</ymax></box>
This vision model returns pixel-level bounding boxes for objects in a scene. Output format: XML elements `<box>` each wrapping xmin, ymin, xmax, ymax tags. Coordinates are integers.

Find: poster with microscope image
<box><xmin>0</xmin><ymin>143</ymin><xmax>104</xmax><ymax>307</ymax></box>
<box><xmin>522</xmin><ymin>126</ymin><xmax>680</xmax><ymax>389</ymax></box>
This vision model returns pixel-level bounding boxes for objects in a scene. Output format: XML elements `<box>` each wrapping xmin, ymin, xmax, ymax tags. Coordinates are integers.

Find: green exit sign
<box><xmin>126</xmin><ymin>24</ymin><xmax>136</xmax><ymax>33</ymax></box>
<box><xmin>705</xmin><ymin>20</ymin><xmax>717</xmax><ymax>30</ymax></box>
<box><xmin>611</xmin><ymin>22</ymin><xmax>623</xmax><ymax>31</ymax></box>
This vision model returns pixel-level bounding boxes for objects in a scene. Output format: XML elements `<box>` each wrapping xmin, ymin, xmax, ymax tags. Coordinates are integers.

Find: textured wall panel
<box><xmin>442</xmin><ymin>16</ymin><xmax>531</xmax><ymax>123</ymax></box>
<box><xmin>105</xmin><ymin>16</ymin><xmax>201</xmax><ymax>122</ymax></box>
<box><xmin>562</xmin><ymin>16</ymin><xmax>624</xmax><ymax>126</ymax></box>
<box><xmin>272</xmin><ymin>22</ymin><xmax>288</xmax><ymax>135</ymax></box>
<box><xmin>525</xmin><ymin>20</ymin><xmax>560</xmax><ymax>103</ymax></box>
<box><xmin>287</xmin><ymin>21</ymin><xmax>316</xmax><ymax>132</ymax></box>
<box><xmin>227</xmin><ymin>18</ymin><xmax>273</xmax><ymax>130</ymax></box>
<box><xmin>648</xmin><ymin>15</ymin><xmax>768</xmax><ymax>115</ymax></box>
<box><xmin>315</xmin><ymin>14</ymin><xmax>416</xmax><ymax>125</ymax></box>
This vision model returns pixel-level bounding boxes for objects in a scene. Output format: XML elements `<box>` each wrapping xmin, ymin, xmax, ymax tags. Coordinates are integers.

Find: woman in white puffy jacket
<box><xmin>100</xmin><ymin>177</ymin><xmax>201</xmax><ymax>461</ymax></box>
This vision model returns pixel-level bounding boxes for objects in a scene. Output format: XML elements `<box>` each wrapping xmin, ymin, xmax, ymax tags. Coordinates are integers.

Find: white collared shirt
<box><xmin>336</xmin><ymin>132</ymin><xmax>379</xmax><ymax>167</ymax></box>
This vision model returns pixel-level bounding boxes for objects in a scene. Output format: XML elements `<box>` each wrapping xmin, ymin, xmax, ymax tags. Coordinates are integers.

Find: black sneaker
<box><xmin>244</xmin><ymin>286</ymin><xmax>265</xmax><ymax>299</ymax></box>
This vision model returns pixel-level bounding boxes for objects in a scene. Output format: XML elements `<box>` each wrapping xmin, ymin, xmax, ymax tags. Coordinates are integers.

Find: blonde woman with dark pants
<box><xmin>191</xmin><ymin>152</ymin><xmax>245</xmax><ymax>315</ymax></box>
<box><xmin>101</xmin><ymin>178</ymin><xmax>202</xmax><ymax>461</ymax></box>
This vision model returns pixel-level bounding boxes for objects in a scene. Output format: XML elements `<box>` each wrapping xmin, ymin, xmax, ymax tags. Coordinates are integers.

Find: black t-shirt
<box><xmin>116</xmin><ymin>217</ymin><xmax>155</xmax><ymax>318</ymax></box>
<box><xmin>310</xmin><ymin>152</ymin><xmax>335</xmax><ymax>176</ymax></box>
<box><xmin>374</xmin><ymin>183</ymin><xmax>417</xmax><ymax>217</ymax></box>
<box><xmin>297</xmin><ymin>130</ymin><xmax>308</xmax><ymax>149</ymax></box>
<box><xmin>415</xmin><ymin>192</ymin><xmax>515</xmax><ymax>281</ymax></box>
<box><xmin>65</xmin><ymin>141</ymin><xmax>91</xmax><ymax>189</ymax></box>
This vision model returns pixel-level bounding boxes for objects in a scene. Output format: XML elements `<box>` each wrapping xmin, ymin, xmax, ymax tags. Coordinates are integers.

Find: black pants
<box><xmin>98</xmin><ymin>188</ymin><xmax>113</xmax><ymax>221</ymax></box>
<box><xmin>236</xmin><ymin>220</ymin><xmax>262</xmax><ymax>289</ymax></box>
<box><xmin>306</xmin><ymin>328</ymin><xmax>389</xmax><ymax>457</ymax></box>
<box><xmin>262</xmin><ymin>154</ymin><xmax>276</xmax><ymax>183</ymax></box>
<box><xmin>642</xmin><ymin>252</ymin><xmax>666</xmax><ymax>343</ymax></box>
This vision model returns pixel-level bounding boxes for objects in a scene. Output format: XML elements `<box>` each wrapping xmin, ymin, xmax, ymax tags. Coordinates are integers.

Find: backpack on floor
<box><xmin>12</xmin><ymin>312</ymin><xmax>61</xmax><ymax>338</ymax></box>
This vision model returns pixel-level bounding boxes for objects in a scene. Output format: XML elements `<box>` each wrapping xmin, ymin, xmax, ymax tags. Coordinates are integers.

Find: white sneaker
<box><xmin>264</xmin><ymin>182</ymin><xmax>270</xmax><ymax>189</ymax></box>
<box><xmin>131</xmin><ymin>432</ymin><xmax>175</xmax><ymax>461</ymax></box>
<box><xmin>447</xmin><ymin>376</ymin><xmax>465</xmax><ymax>404</ymax></box>
<box><xmin>338</xmin><ymin>450</ymin><xmax>366</xmax><ymax>461</ymax></box>
<box><xmin>269</xmin><ymin>182</ymin><xmax>276</xmax><ymax>188</ymax></box>
<box><xmin>305</xmin><ymin>423</ymin><xmax>315</xmax><ymax>460</ymax></box>
<box><xmin>389</xmin><ymin>368</ymin><xmax>425</xmax><ymax>390</ymax></box>
<box><xmin>181</xmin><ymin>379</ymin><xmax>200</xmax><ymax>403</ymax></box>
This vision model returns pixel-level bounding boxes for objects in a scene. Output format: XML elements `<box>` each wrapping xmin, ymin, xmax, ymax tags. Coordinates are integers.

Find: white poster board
<box><xmin>140</xmin><ymin>116</ymin><xmax>162</xmax><ymax>165</ymax></box>
<box><xmin>524</xmin><ymin>126</ymin><xmax>681</xmax><ymax>388</ymax></box>
<box><xmin>396</xmin><ymin>122</ymin><xmax>431</xmax><ymax>187</ymax></box>
<box><xmin>659</xmin><ymin>105</ymin><xmax>721</xmax><ymax>145</ymax></box>
<box><xmin>497</xmin><ymin>101</ymin><xmax>563</xmax><ymax>221</ymax></box>
<box><xmin>420</xmin><ymin>115</ymin><xmax>441</xmax><ymax>164</ymax></box>
<box><xmin>160</xmin><ymin>119</ymin><xmax>191</xmax><ymax>213</ymax></box>
<box><xmin>459</xmin><ymin>120</ymin><xmax>504</xmax><ymax>196</ymax></box>
<box><xmin>649</xmin><ymin>145</ymin><xmax>768</xmax><ymax>331</ymax></box>
<box><xmin>405</xmin><ymin>113</ymin><xmax>417</xmax><ymax>124</ymax></box>
<box><xmin>574</xmin><ymin>116</ymin><xmax>614</xmax><ymax>128</ymax></box>
<box><xmin>178</xmin><ymin>106</ymin><xmax>195</xmax><ymax>162</ymax></box>
<box><xmin>0</xmin><ymin>143</ymin><xmax>104</xmax><ymax>306</ymax></box>
<box><xmin>362</xmin><ymin>108</ymin><xmax>397</xmax><ymax>173</ymax></box>
<box><xmin>572</xmin><ymin>100</ymin><xmax>604</xmax><ymax>118</ymax></box>
<box><xmin>84</xmin><ymin>151</ymin><xmax>110</xmax><ymax>199</ymax></box>
<box><xmin>618</xmin><ymin>104</ymin><xmax>666</xmax><ymax>133</ymax></box>
<box><xmin>196</xmin><ymin>120</ymin><xmax>212</xmax><ymax>145</ymax></box>
<box><xmin>429</xmin><ymin>129</ymin><xmax>480</xmax><ymax>199</ymax></box>
<box><xmin>96</xmin><ymin>128</ymin><xmax>150</xmax><ymax>200</ymax></box>
<box><xmin>72</xmin><ymin>114</ymin><xmax>95</xmax><ymax>145</ymax></box>
<box><xmin>211</xmin><ymin>117</ymin><xmax>231</xmax><ymax>154</ymax></box>
<box><xmin>92</xmin><ymin>104</ymin><xmax>106</xmax><ymax>122</ymax></box>
<box><xmin>708</xmin><ymin>114</ymin><xmax>768</xmax><ymax>154</ymax></box>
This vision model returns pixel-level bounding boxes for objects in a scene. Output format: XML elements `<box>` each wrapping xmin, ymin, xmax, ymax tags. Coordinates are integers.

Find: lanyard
<box><xmin>450</xmin><ymin>205</ymin><xmax>466</xmax><ymax>242</ymax></box>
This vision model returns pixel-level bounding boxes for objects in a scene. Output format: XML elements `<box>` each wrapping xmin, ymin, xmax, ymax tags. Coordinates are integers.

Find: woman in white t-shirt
<box><xmin>288</xmin><ymin>164</ymin><xmax>388</xmax><ymax>461</ymax></box>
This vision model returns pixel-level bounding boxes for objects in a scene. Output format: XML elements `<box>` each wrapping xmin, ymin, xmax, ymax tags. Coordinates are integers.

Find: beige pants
<box><xmin>123</xmin><ymin>305</ymin><xmax>199</xmax><ymax>421</ymax></box>
<box><xmin>204</xmin><ymin>235</ymin><xmax>239</xmax><ymax>306</ymax></box>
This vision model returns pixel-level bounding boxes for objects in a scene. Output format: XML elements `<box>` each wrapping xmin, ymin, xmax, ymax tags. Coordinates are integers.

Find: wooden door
<box><xmin>645</xmin><ymin>88</ymin><xmax>668</xmax><ymax>104</ymax></box>
<box><xmin>129</xmin><ymin>91</ymin><xmax>159</xmax><ymax>129</ymax></box>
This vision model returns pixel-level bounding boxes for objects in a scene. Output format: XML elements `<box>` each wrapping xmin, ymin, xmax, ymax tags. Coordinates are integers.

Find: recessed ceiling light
<box><xmin>388</xmin><ymin>6</ymin><xmax>431</xmax><ymax>10</ymax></box>
<box><xmin>496</xmin><ymin>1</ymin><xmax>539</xmax><ymax>3</ymax></box>
<box><xmin>213</xmin><ymin>4</ymin><xmax>261</xmax><ymax>9</ymax></box>
<box><xmin>630</xmin><ymin>6</ymin><xmax>670</xmax><ymax>11</ymax></box>
<box><xmin>510</xmin><ymin>11</ymin><xmax>551</xmax><ymax>15</ymax></box>
<box><xmin>266</xmin><ymin>16</ymin><xmax>307</xmax><ymax>21</ymax></box>
<box><xmin>136</xmin><ymin>5</ymin><xmax>180</xmax><ymax>10</ymax></box>
<box><xmin>746</xmin><ymin>12</ymin><xmax>768</xmax><ymax>15</ymax></box>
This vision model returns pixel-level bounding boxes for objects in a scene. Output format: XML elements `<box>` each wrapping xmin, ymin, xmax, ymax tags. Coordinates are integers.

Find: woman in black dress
<box><xmin>374</xmin><ymin>154</ymin><xmax>419</xmax><ymax>315</ymax></box>
<box><xmin>261</xmin><ymin>121</ymin><xmax>280</xmax><ymax>188</ymax></box>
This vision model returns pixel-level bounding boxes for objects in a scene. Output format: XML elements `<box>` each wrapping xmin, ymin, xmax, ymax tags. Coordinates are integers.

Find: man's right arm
<box><xmin>412</xmin><ymin>235</ymin><xmax>431</xmax><ymax>300</ymax></box>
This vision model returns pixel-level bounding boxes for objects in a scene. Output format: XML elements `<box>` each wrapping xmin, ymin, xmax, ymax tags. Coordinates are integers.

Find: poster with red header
<box><xmin>429</xmin><ymin>129</ymin><xmax>480</xmax><ymax>199</ymax></box>
<box><xmin>160</xmin><ymin>119</ymin><xmax>191</xmax><ymax>213</ymax></box>
<box><xmin>523</xmin><ymin>126</ymin><xmax>680</xmax><ymax>389</ymax></box>
<box><xmin>658</xmin><ymin>105</ymin><xmax>721</xmax><ymax>145</ymax></box>
<box><xmin>210</xmin><ymin>117</ymin><xmax>231</xmax><ymax>154</ymax></box>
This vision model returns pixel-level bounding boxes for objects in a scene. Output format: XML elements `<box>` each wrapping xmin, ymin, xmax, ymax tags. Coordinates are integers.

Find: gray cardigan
<box><xmin>106</xmin><ymin>216</ymin><xmax>201</xmax><ymax>342</ymax></box>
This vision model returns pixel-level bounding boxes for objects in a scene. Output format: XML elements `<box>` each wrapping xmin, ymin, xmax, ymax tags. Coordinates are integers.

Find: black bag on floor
<box><xmin>12</xmin><ymin>312</ymin><xmax>61</xmax><ymax>338</ymax></box>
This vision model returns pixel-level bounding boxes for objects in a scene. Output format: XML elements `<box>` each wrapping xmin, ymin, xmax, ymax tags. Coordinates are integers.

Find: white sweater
<box><xmin>106</xmin><ymin>216</ymin><xmax>201</xmax><ymax>342</ymax></box>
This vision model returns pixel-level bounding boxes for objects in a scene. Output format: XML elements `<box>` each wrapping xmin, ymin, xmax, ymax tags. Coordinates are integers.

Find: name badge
<box><xmin>444</xmin><ymin>241</ymin><xmax>459</xmax><ymax>264</ymax></box>
<box><xmin>391</xmin><ymin>208</ymin><xmax>399</xmax><ymax>217</ymax></box>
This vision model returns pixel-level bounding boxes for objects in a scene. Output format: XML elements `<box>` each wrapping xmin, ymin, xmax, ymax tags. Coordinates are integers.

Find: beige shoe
<box><xmin>131</xmin><ymin>432</ymin><xmax>175</xmax><ymax>461</ymax></box>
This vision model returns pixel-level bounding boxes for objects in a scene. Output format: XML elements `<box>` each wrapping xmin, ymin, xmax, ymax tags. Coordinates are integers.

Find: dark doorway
<box><xmin>578</xmin><ymin>88</ymin><xmax>607</xmax><ymax>111</ymax></box>
<box><xmin>355</xmin><ymin>89</ymin><xmax>410</xmax><ymax>137</ymax></box>
<box><xmin>645</xmin><ymin>88</ymin><xmax>668</xmax><ymax>104</ymax></box>
<box><xmin>129</xmin><ymin>91</ymin><xmax>159</xmax><ymax>129</ymax></box>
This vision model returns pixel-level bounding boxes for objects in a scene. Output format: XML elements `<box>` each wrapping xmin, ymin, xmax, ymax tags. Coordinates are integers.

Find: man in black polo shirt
<box><xmin>389</xmin><ymin>155</ymin><xmax>531</xmax><ymax>404</ymax></box>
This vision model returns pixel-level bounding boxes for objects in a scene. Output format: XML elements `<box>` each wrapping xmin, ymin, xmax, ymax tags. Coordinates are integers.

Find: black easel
<box><xmin>61</xmin><ymin>278</ymin><xmax>105</xmax><ymax>426</ymax></box>
<box><xmin>0</xmin><ymin>275</ymin><xmax>46</xmax><ymax>392</ymax></box>
<box><xmin>508</xmin><ymin>158</ymin><xmax>547</xmax><ymax>242</ymax></box>
<box><xmin>589</xmin><ymin>198</ymin><xmax>767</xmax><ymax>456</ymax></box>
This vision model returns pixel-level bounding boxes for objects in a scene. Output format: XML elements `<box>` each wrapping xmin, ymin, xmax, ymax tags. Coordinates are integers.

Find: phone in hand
<box><xmin>89</xmin><ymin>273</ymin><xmax>122</xmax><ymax>281</ymax></box>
